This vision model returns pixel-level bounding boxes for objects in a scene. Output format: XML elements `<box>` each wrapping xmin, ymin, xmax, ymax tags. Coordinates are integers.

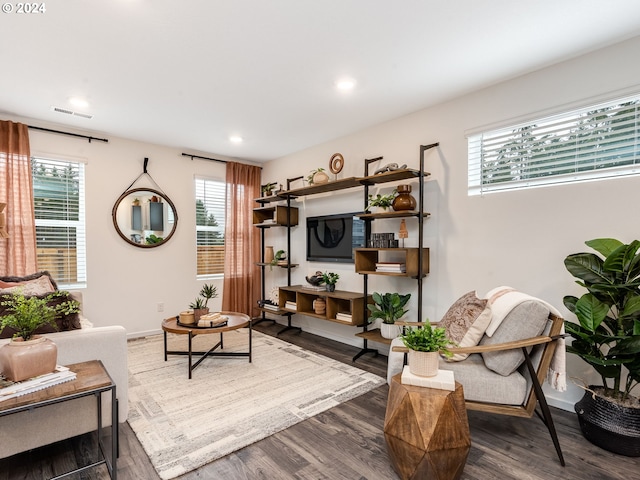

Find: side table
<box><xmin>384</xmin><ymin>373</ymin><xmax>470</xmax><ymax>480</ymax></box>
<box><xmin>0</xmin><ymin>360</ymin><xmax>118</xmax><ymax>479</ymax></box>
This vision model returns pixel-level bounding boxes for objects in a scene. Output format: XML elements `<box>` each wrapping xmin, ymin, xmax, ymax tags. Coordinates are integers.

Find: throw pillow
<box><xmin>439</xmin><ymin>291</ymin><xmax>492</xmax><ymax>361</ymax></box>
<box><xmin>0</xmin><ymin>275</ymin><xmax>55</xmax><ymax>296</ymax></box>
<box><xmin>0</xmin><ymin>271</ymin><xmax>58</xmax><ymax>291</ymax></box>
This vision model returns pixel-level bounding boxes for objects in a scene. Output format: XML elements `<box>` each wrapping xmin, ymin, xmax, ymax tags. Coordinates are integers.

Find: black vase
<box><xmin>574</xmin><ymin>387</ymin><xmax>640</xmax><ymax>457</ymax></box>
<box><xmin>326</xmin><ymin>284</ymin><xmax>335</xmax><ymax>292</ymax></box>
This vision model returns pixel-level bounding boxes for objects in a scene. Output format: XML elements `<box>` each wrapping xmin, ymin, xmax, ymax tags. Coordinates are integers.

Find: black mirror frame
<box><xmin>112</xmin><ymin>187</ymin><xmax>178</xmax><ymax>248</ymax></box>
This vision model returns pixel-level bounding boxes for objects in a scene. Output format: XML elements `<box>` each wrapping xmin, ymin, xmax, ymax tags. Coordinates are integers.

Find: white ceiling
<box><xmin>2</xmin><ymin>0</ymin><xmax>640</xmax><ymax>163</ymax></box>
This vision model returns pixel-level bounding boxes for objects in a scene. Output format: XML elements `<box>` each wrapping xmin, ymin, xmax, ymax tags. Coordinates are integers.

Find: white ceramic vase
<box><xmin>380</xmin><ymin>322</ymin><xmax>403</xmax><ymax>339</ymax></box>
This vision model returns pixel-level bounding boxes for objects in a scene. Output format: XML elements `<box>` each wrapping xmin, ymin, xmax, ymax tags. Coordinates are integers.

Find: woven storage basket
<box><xmin>408</xmin><ymin>350</ymin><xmax>439</xmax><ymax>377</ymax></box>
<box><xmin>575</xmin><ymin>386</ymin><xmax>640</xmax><ymax>457</ymax></box>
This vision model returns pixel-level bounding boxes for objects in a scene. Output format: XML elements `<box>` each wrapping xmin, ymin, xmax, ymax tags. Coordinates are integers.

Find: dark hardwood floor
<box><xmin>1</xmin><ymin>321</ymin><xmax>637</xmax><ymax>479</ymax></box>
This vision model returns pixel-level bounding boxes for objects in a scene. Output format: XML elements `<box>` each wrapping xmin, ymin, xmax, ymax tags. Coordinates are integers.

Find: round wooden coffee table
<box><xmin>161</xmin><ymin>312</ymin><xmax>251</xmax><ymax>379</ymax></box>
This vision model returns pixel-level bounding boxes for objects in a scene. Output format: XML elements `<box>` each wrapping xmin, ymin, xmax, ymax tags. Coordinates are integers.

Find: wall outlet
<box><xmin>157</xmin><ymin>302</ymin><xmax>164</xmax><ymax>312</ymax></box>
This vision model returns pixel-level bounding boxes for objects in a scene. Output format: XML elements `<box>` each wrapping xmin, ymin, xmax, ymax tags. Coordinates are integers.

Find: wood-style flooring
<box><xmin>1</xmin><ymin>321</ymin><xmax>637</xmax><ymax>479</ymax></box>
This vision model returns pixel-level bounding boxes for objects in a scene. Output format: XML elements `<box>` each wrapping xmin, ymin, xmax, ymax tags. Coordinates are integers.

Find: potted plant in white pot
<box><xmin>400</xmin><ymin>323</ymin><xmax>454</xmax><ymax>377</ymax></box>
<box><xmin>0</xmin><ymin>291</ymin><xmax>80</xmax><ymax>381</ymax></box>
<box><xmin>367</xmin><ymin>292</ymin><xmax>411</xmax><ymax>339</ymax></box>
<box><xmin>563</xmin><ymin>238</ymin><xmax>640</xmax><ymax>456</ymax></box>
<box><xmin>366</xmin><ymin>191</ymin><xmax>396</xmax><ymax>214</ymax></box>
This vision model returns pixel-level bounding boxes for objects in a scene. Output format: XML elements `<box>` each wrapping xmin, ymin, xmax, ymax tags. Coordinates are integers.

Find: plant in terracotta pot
<box><xmin>400</xmin><ymin>323</ymin><xmax>454</xmax><ymax>377</ymax></box>
<box><xmin>189</xmin><ymin>283</ymin><xmax>218</xmax><ymax>320</ymax></box>
<box><xmin>563</xmin><ymin>237</ymin><xmax>640</xmax><ymax>456</ymax></box>
<box><xmin>366</xmin><ymin>191</ymin><xmax>396</xmax><ymax>213</ymax></box>
<box><xmin>322</xmin><ymin>272</ymin><xmax>339</xmax><ymax>292</ymax></box>
<box><xmin>261</xmin><ymin>182</ymin><xmax>277</xmax><ymax>196</ymax></box>
<box><xmin>367</xmin><ymin>292</ymin><xmax>411</xmax><ymax>339</ymax></box>
<box><xmin>0</xmin><ymin>291</ymin><xmax>80</xmax><ymax>381</ymax></box>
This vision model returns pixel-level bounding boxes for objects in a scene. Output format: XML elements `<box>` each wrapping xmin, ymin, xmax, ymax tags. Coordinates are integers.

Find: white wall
<box><xmin>3</xmin><ymin>114</ymin><xmax>246</xmax><ymax>338</ymax></box>
<box><xmin>260</xmin><ymin>35</ymin><xmax>640</xmax><ymax>411</ymax></box>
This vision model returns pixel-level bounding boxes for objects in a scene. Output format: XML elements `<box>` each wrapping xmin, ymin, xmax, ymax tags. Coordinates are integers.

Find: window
<box><xmin>195</xmin><ymin>177</ymin><xmax>226</xmax><ymax>278</ymax></box>
<box><xmin>468</xmin><ymin>94</ymin><xmax>640</xmax><ymax>195</ymax></box>
<box><xmin>32</xmin><ymin>157</ymin><xmax>86</xmax><ymax>288</ymax></box>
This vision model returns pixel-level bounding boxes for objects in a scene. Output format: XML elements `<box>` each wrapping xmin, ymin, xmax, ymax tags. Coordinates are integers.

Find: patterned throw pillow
<box><xmin>439</xmin><ymin>291</ymin><xmax>492</xmax><ymax>361</ymax></box>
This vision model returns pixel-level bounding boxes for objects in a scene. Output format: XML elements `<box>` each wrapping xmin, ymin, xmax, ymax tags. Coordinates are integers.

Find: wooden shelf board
<box><xmin>355</xmin><ymin>329</ymin><xmax>392</xmax><ymax>345</ymax></box>
<box><xmin>356</xmin><ymin>211</ymin><xmax>430</xmax><ymax>219</ymax></box>
<box><xmin>256</xmin><ymin>263</ymin><xmax>299</xmax><ymax>268</ymax></box>
<box><xmin>359</xmin><ymin>169</ymin><xmax>430</xmax><ymax>185</ymax></box>
<box><xmin>257</xmin><ymin>306</ymin><xmax>290</xmax><ymax>316</ymax></box>
<box><xmin>281</xmin><ymin>177</ymin><xmax>361</xmax><ymax>197</ymax></box>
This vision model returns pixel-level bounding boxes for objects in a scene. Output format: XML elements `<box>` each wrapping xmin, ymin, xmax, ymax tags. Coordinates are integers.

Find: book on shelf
<box><xmin>376</xmin><ymin>262</ymin><xmax>406</xmax><ymax>273</ymax></box>
<box><xmin>301</xmin><ymin>285</ymin><xmax>326</xmax><ymax>291</ymax></box>
<box><xmin>0</xmin><ymin>366</ymin><xmax>77</xmax><ymax>402</ymax></box>
<box><xmin>335</xmin><ymin>312</ymin><xmax>353</xmax><ymax>321</ymax></box>
<box><xmin>284</xmin><ymin>301</ymin><xmax>297</xmax><ymax>310</ymax></box>
<box><xmin>262</xmin><ymin>303</ymin><xmax>280</xmax><ymax>311</ymax></box>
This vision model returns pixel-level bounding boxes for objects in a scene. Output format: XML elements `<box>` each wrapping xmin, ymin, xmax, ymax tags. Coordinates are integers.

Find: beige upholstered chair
<box><xmin>387</xmin><ymin>293</ymin><xmax>566</xmax><ymax>466</ymax></box>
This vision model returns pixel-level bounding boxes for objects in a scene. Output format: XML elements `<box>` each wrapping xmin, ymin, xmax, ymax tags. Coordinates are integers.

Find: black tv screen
<box><xmin>306</xmin><ymin>212</ymin><xmax>365</xmax><ymax>263</ymax></box>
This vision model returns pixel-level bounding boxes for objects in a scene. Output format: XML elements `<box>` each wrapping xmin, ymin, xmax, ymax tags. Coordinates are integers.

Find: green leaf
<box><xmin>621</xmin><ymin>294</ymin><xmax>640</xmax><ymax>319</ymax></box>
<box><xmin>574</xmin><ymin>294</ymin><xmax>609</xmax><ymax>332</ymax></box>
<box><xmin>564</xmin><ymin>253</ymin><xmax>612</xmax><ymax>285</ymax></box>
<box><xmin>585</xmin><ymin>238</ymin><xmax>623</xmax><ymax>258</ymax></box>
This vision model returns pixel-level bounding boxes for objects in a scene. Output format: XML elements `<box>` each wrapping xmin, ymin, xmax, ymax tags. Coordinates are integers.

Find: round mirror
<box><xmin>112</xmin><ymin>188</ymin><xmax>178</xmax><ymax>248</ymax></box>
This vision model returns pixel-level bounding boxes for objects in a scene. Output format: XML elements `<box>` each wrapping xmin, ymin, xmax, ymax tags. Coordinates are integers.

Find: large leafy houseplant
<box><xmin>401</xmin><ymin>324</ymin><xmax>454</xmax><ymax>357</ymax></box>
<box><xmin>0</xmin><ymin>291</ymin><xmax>80</xmax><ymax>341</ymax></box>
<box><xmin>563</xmin><ymin>238</ymin><xmax>640</xmax><ymax>403</ymax></box>
<box><xmin>367</xmin><ymin>292</ymin><xmax>411</xmax><ymax>325</ymax></box>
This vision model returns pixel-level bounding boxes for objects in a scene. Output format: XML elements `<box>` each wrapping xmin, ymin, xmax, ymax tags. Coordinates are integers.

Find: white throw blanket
<box><xmin>484</xmin><ymin>286</ymin><xmax>567</xmax><ymax>392</ymax></box>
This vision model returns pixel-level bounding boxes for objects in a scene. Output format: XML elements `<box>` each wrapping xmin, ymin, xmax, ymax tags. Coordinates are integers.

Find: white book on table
<box><xmin>400</xmin><ymin>366</ymin><xmax>455</xmax><ymax>391</ymax></box>
<box><xmin>0</xmin><ymin>366</ymin><xmax>77</xmax><ymax>402</ymax></box>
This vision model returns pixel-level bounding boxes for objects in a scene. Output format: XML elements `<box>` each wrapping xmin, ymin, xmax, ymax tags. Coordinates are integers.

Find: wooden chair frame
<box><xmin>393</xmin><ymin>313</ymin><xmax>566</xmax><ymax>466</ymax></box>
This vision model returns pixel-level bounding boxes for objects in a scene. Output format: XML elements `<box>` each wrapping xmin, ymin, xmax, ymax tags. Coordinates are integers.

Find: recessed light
<box><xmin>336</xmin><ymin>79</ymin><xmax>356</xmax><ymax>91</ymax></box>
<box><xmin>69</xmin><ymin>97</ymin><xmax>89</xmax><ymax>109</ymax></box>
<box><xmin>229</xmin><ymin>135</ymin><xmax>243</xmax><ymax>144</ymax></box>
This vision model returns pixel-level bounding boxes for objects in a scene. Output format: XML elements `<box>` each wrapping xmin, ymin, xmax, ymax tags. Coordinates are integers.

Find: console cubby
<box><xmin>279</xmin><ymin>285</ymin><xmax>371</xmax><ymax>326</ymax></box>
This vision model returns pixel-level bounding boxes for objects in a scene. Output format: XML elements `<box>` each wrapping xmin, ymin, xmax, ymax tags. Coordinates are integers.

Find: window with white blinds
<box><xmin>468</xmin><ymin>94</ymin><xmax>640</xmax><ymax>195</ymax></box>
<box><xmin>32</xmin><ymin>157</ymin><xmax>86</xmax><ymax>288</ymax></box>
<box><xmin>195</xmin><ymin>177</ymin><xmax>226</xmax><ymax>278</ymax></box>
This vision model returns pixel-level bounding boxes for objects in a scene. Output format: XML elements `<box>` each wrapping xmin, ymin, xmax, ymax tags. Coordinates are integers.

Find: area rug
<box><xmin>127</xmin><ymin>329</ymin><xmax>385</xmax><ymax>479</ymax></box>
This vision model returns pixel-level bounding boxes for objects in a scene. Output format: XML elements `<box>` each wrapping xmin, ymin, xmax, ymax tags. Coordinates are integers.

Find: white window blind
<box><xmin>468</xmin><ymin>94</ymin><xmax>640</xmax><ymax>195</ymax></box>
<box><xmin>32</xmin><ymin>157</ymin><xmax>86</xmax><ymax>288</ymax></box>
<box><xmin>195</xmin><ymin>177</ymin><xmax>226</xmax><ymax>278</ymax></box>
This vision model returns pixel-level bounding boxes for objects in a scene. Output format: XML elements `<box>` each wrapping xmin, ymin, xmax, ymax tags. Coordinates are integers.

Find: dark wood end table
<box><xmin>161</xmin><ymin>312</ymin><xmax>252</xmax><ymax>379</ymax></box>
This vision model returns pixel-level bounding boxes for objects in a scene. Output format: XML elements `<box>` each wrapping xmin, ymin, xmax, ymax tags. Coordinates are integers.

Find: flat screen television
<box><xmin>306</xmin><ymin>212</ymin><xmax>366</xmax><ymax>263</ymax></box>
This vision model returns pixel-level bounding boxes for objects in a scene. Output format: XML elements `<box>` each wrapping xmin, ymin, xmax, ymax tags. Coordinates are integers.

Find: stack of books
<box><xmin>400</xmin><ymin>366</ymin><xmax>455</xmax><ymax>391</ymax></box>
<box><xmin>376</xmin><ymin>262</ymin><xmax>406</xmax><ymax>273</ymax></box>
<box><xmin>284</xmin><ymin>301</ymin><xmax>297</xmax><ymax>310</ymax></box>
<box><xmin>369</xmin><ymin>232</ymin><xmax>398</xmax><ymax>248</ymax></box>
<box><xmin>335</xmin><ymin>312</ymin><xmax>352</xmax><ymax>322</ymax></box>
<box><xmin>0</xmin><ymin>366</ymin><xmax>77</xmax><ymax>402</ymax></box>
<box><xmin>262</xmin><ymin>303</ymin><xmax>280</xmax><ymax>311</ymax></box>
<box><xmin>302</xmin><ymin>285</ymin><xmax>326</xmax><ymax>291</ymax></box>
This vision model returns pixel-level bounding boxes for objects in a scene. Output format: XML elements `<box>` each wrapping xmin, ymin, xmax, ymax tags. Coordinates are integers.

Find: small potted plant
<box><xmin>401</xmin><ymin>324</ymin><xmax>454</xmax><ymax>377</ymax></box>
<box><xmin>189</xmin><ymin>283</ymin><xmax>218</xmax><ymax>321</ymax></box>
<box><xmin>261</xmin><ymin>182</ymin><xmax>277</xmax><ymax>196</ymax></box>
<box><xmin>366</xmin><ymin>191</ymin><xmax>396</xmax><ymax>213</ymax></box>
<box><xmin>306</xmin><ymin>167</ymin><xmax>329</xmax><ymax>185</ymax></box>
<box><xmin>0</xmin><ymin>291</ymin><xmax>80</xmax><ymax>381</ymax></box>
<box><xmin>322</xmin><ymin>272</ymin><xmax>339</xmax><ymax>292</ymax></box>
<box><xmin>367</xmin><ymin>292</ymin><xmax>411</xmax><ymax>339</ymax></box>
<box><xmin>269</xmin><ymin>249</ymin><xmax>287</xmax><ymax>270</ymax></box>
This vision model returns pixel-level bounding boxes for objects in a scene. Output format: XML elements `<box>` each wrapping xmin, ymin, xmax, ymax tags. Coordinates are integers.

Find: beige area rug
<box><xmin>127</xmin><ymin>329</ymin><xmax>385</xmax><ymax>479</ymax></box>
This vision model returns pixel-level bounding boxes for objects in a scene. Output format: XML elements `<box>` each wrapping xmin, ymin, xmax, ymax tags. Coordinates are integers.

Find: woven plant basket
<box><xmin>408</xmin><ymin>350</ymin><xmax>439</xmax><ymax>377</ymax></box>
<box><xmin>575</xmin><ymin>386</ymin><xmax>640</xmax><ymax>457</ymax></box>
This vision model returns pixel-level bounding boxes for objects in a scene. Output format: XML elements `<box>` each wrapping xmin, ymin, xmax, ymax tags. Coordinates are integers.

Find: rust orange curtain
<box><xmin>222</xmin><ymin>161</ymin><xmax>261</xmax><ymax>316</ymax></box>
<box><xmin>0</xmin><ymin>121</ymin><xmax>37</xmax><ymax>276</ymax></box>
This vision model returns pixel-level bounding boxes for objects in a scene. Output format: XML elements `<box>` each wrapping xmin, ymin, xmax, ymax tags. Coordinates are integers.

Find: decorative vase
<box><xmin>193</xmin><ymin>307</ymin><xmax>209</xmax><ymax>321</ymax></box>
<box><xmin>408</xmin><ymin>350</ymin><xmax>439</xmax><ymax>377</ymax></box>
<box><xmin>574</xmin><ymin>386</ymin><xmax>640</xmax><ymax>456</ymax></box>
<box><xmin>312</xmin><ymin>170</ymin><xmax>330</xmax><ymax>184</ymax></box>
<box><xmin>380</xmin><ymin>322</ymin><xmax>403</xmax><ymax>340</ymax></box>
<box><xmin>0</xmin><ymin>336</ymin><xmax>58</xmax><ymax>382</ymax></box>
<box><xmin>392</xmin><ymin>184</ymin><xmax>417</xmax><ymax>211</ymax></box>
<box><xmin>265</xmin><ymin>246</ymin><xmax>275</xmax><ymax>264</ymax></box>
<box><xmin>326</xmin><ymin>284</ymin><xmax>336</xmax><ymax>292</ymax></box>
<box><xmin>313</xmin><ymin>298</ymin><xmax>326</xmax><ymax>315</ymax></box>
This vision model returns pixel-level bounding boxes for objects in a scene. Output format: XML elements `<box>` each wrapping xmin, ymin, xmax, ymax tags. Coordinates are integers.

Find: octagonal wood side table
<box><xmin>384</xmin><ymin>373</ymin><xmax>470</xmax><ymax>480</ymax></box>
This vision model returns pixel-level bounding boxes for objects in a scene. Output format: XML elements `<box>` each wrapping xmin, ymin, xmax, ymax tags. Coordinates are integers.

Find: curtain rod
<box><xmin>182</xmin><ymin>152</ymin><xmax>227</xmax><ymax>164</ymax></box>
<box><xmin>27</xmin><ymin>125</ymin><xmax>109</xmax><ymax>143</ymax></box>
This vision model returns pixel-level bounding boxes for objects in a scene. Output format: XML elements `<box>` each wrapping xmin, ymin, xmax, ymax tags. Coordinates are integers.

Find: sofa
<box><xmin>0</xmin><ymin>274</ymin><xmax>128</xmax><ymax>459</ymax></box>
